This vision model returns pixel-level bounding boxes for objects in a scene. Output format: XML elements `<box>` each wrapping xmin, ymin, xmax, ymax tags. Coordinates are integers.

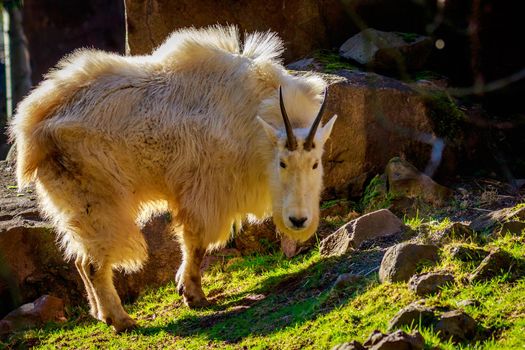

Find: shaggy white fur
<box><xmin>9</xmin><ymin>25</ymin><xmax>336</xmax><ymax>332</ymax></box>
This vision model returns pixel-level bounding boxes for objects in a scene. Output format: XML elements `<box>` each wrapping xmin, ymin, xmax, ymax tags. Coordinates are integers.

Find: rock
<box><xmin>369</xmin><ymin>330</ymin><xmax>425</xmax><ymax>350</ymax></box>
<box><xmin>320</xmin><ymin>209</ymin><xmax>405</xmax><ymax>256</ymax></box>
<box><xmin>287</xmin><ymin>58</ymin><xmax>324</xmax><ymax>72</ymax></box>
<box><xmin>234</xmin><ymin>219</ymin><xmax>279</xmax><ymax>255</ymax></box>
<box><xmin>332</xmin><ymin>340</ymin><xmax>365</xmax><ymax>350</ymax></box>
<box><xmin>332</xmin><ymin>274</ymin><xmax>363</xmax><ymax>291</ymax></box>
<box><xmin>408</xmin><ymin>272</ymin><xmax>455</xmax><ymax>296</ymax></box>
<box><xmin>0</xmin><ymin>161</ymin><xmax>182</xmax><ymax>317</ymax></box>
<box><xmin>320</xmin><ymin>70</ymin><xmax>455</xmax><ymax>198</ymax></box>
<box><xmin>124</xmin><ymin>0</ymin><xmax>351</xmax><ymax>63</ymax></box>
<box><xmin>469</xmin><ymin>206</ymin><xmax>525</xmax><ymax>232</ymax></box>
<box><xmin>339</xmin><ymin>29</ymin><xmax>433</xmax><ymax>71</ymax></box>
<box><xmin>379</xmin><ymin>243</ymin><xmax>440</xmax><ymax>283</ymax></box>
<box><xmin>469</xmin><ymin>249</ymin><xmax>517</xmax><ymax>283</ymax></box>
<box><xmin>456</xmin><ymin>299</ymin><xmax>481</xmax><ymax>308</ymax></box>
<box><xmin>22</xmin><ymin>0</ymin><xmax>125</xmax><ymax>85</ymax></box>
<box><xmin>363</xmin><ymin>330</ymin><xmax>387</xmax><ymax>347</ymax></box>
<box><xmin>386</xmin><ymin>157</ymin><xmax>452</xmax><ymax>206</ymax></box>
<box><xmin>434</xmin><ymin>222</ymin><xmax>476</xmax><ymax>244</ymax></box>
<box><xmin>498</xmin><ymin>221</ymin><xmax>525</xmax><ymax>236</ymax></box>
<box><xmin>435</xmin><ymin>310</ymin><xmax>477</xmax><ymax>343</ymax></box>
<box><xmin>0</xmin><ymin>295</ymin><xmax>66</xmax><ymax>335</ymax></box>
<box><xmin>388</xmin><ymin>302</ymin><xmax>436</xmax><ymax>331</ymax></box>
<box><xmin>447</xmin><ymin>245</ymin><xmax>489</xmax><ymax>263</ymax></box>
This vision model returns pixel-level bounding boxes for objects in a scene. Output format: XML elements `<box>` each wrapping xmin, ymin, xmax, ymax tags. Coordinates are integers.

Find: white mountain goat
<box><xmin>9</xmin><ymin>26</ymin><xmax>337</xmax><ymax>332</ymax></box>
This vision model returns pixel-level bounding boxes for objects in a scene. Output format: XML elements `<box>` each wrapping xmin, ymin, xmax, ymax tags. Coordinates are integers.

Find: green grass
<box><xmin>3</xmin><ymin>222</ymin><xmax>525</xmax><ymax>349</ymax></box>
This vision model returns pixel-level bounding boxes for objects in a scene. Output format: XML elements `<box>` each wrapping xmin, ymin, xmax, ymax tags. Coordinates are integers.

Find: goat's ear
<box><xmin>319</xmin><ymin>115</ymin><xmax>337</xmax><ymax>144</ymax></box>
<box><xmin>257</xmin><ymin>116</ymin><xmax>279</xmax><ymax>145</ymax></box>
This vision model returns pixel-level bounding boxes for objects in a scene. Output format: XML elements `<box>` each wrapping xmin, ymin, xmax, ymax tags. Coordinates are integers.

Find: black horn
<box><xmin>279</xmin><ymin>87</ymin><xmax>298</xmax><ymax>151</ymax></box>
<box><xmin>303</xmin><ymin>88</ymin><xmax>327</xmax><ymax>151</ymax></box>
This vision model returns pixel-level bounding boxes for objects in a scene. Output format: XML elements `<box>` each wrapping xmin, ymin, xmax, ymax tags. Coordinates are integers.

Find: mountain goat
<box><xmin>9</xmin><ymin>26</ymin><xmax>337</xmax><ymax>332</ymax></box>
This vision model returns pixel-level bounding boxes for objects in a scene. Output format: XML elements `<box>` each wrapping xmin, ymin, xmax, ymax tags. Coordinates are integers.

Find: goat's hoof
<box><xmin>112</xmin><ymin>316</ymin><xmax>137</xmax><ymax>334</ymax></box>
<box><xmin>177</xmin><ymin>283</ymin><xmax>184</xmax><ymax>296</ymax></box>
<box><xmin>184</xmin><ymin>295</ymin><xmax>211</xmax><ymax>309</ymax></box>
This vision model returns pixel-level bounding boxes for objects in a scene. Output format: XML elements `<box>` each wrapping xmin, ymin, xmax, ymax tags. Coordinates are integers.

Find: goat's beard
<box><xmin>272</xmin><ymin>206</ymin><xmax>319</xmax><ymax>243</ymax></box>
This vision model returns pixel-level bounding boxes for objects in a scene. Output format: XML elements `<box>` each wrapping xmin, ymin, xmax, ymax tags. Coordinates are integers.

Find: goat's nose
<box><xmin>289</xmin><ymin>216</ymin><xmax>307</xmax><ymax>228</ymax></box>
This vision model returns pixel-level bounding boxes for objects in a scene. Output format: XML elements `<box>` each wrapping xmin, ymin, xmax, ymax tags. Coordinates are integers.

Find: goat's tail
<box><xmin>8</xmin><ymin>76</ymin><xmax>69</xmax><ymax>188</ymax></box>
<box><xmin>8</xmin><ymin>49</ymin><xmax>127</xmax><ymax>188</ymax></box>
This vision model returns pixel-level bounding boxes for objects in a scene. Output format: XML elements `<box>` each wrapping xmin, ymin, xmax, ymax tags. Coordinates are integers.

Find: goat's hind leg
<box><xmin>176</xmin><ymin>230</ymin><xmax>209</xmax><ymax>308</ymax></box>
<box><xmin>75</xmin><ymin>256</ymin><xmax>99</xmax><ymax>318</ymax></box>
<box><xmin>89</xmin><ymin>261</ymin><xmax>137</xmax><ymax>333</ymax></box>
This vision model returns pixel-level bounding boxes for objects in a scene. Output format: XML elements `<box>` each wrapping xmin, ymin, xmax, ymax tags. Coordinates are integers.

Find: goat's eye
<box><xmin>313</xmin><ymin>162</ymin><xmax>318</xmax><ymax>169</ymax></box>
<box><xmin>280</xmin><ymin>161</ymin><xmax>287</xmax><ymax>169</ymax></box>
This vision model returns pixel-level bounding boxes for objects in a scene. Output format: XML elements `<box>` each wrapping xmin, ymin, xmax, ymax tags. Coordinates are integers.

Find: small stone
<box><xmin>456</xmin><ymin>299</ymin><xmax>481</xmax><ymax>308</ymax></box>
<box><xmin>333</xmin><ymin>273</ymin><xmax>363</xmax><ymax>290</ymax></box>
<box><xmin>339</xmin><ymin>29</ymin><xmax>432</xmax><ymax>71</ymax></box>
<box><xmin>408</xmin><ymin>272</ymin><xmax>455</xmax><ymax>296</ymax></box>
<box><xmin>363</xmin><ymin>330</ymin><xmax>387</xmax><ymax>347</ymax></box>
<box><xmin>320</xmin><ymin>209</ymin><xmax>405</xmax><ymax>256</ymax></box>
<box><xmin>0</xmin><ymin>295</ymin><xmax>66</xmax><ymax>335</ymax></box>
<box><xmin>447</xmin><ymin>245</ymin><xmax>489</xmax><ymax>263</ymax></box>
<box><xmin>386</xmin><ymin>157</ymin><xmax>452</xmax><ymax>206</ymax></box>
<box><xmin>388</xmin><ymin>302</ymin><xmax>436</xmax><ymax>331</ymax></box>
<box><xmin>379</xmin><ymin>243</ymin><xmax>440</xmax><ymax>283</ymax></box>
<box><xmin>498</xmin><ymin>221</ymin><xmax>525</xmax><ymax>236</ymax></box>
<box><xmin>469</xmin><ymin>249</ymin><xmax>517</xmax><ymax>283</ymax></box>
<box><xmin>331</xmin><ymin>340</ymin><xmax>365</xmax><ymax>350</ymax></box>
<box><xmin>469</xmin><ymin>206</ymin><xmax>525</xmax><ymax>232</ymax></box>
<box><xmin>435</xmin><ymin>310</ymin><xmax>477</xmax><ymax>343</ymax></box>
<box><xmin>369</xmin><ymin>330</ymin><xmax>425</xmax><ymax>350</ymax></box>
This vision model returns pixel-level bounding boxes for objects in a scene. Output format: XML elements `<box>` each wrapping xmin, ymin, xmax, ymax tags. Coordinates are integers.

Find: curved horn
<box><xmin>279</xmin><ymin>87</ymin><xmax>298</xmax><ymax>151</ymax></box>
<box><xmin>304</xmin><ymin>88</ymin><xmax>328</xmax><ymax>151</ymax></box>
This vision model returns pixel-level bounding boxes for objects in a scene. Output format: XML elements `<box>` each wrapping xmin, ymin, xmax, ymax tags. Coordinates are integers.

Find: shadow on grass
<box><xmin>135</xmin><ymin>249</ymin><xmax>384</xmax><ymax>343</ymax></box>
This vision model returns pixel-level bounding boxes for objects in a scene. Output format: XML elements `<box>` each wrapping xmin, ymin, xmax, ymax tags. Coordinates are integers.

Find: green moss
<box><xmin>395</xmin><ymin>32</ymin><xmax>420</xmax><ymax>43</ymax></box>
<box><xmin>423</xmin><ymin>91</ymin><xmax>466</xmax><ymax>139</ymax></box>
<box><xmin>359</xmin><ymin>174</ymin><xmax>392</xmax><ymax>212</ymax></box>
<box><xmin>313</xmin><ymin>50</ymin><xmax>359</xmax><ymax>73</ymax></box>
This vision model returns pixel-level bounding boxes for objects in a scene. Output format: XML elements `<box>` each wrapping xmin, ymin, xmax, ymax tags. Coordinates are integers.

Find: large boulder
<box><xmin>0</xmin><ymin>161</ymin><xmax>181</xmax><ymax>317</ymax></box>
<box><xmin>22</xmin><ymin>0</ymin><xmax>125</xmax><ymax>84</ymax></box>
<box><xmin>321</xmin><ymin>71</ymin><xmax>454</xmax><ymax>198</ymax></box>
<box><xmin>124</xmin><ymin>0</ymin><xmax>351</xmax><ymax>62</ymax></box>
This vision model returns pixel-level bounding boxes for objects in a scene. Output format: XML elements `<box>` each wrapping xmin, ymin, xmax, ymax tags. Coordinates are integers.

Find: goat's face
<box><xmin>258</xmin><ymin>88</ymin><xmax>337</xmax><ymax>242</ymax></box>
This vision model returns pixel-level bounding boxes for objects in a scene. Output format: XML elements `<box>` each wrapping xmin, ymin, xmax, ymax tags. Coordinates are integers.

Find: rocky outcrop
<box><xmin>320</xmin><ymin>209</ymin><xmax>405</xmax><ymax>256</ymax></box>
<box><xmin>0</xmin><ymin>161</ymin><xmax>182</xmax><ymax>318</ymax></box>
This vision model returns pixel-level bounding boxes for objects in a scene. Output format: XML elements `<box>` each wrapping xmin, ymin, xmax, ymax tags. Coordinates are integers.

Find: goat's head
<box><xmin>258</xmin><ymin>87</ymin><xmax>337</xmax><ymax>242</ymax></box>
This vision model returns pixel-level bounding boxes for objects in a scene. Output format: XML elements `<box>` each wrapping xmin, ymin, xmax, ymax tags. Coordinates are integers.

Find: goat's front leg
<box><xmin>176</xmin><ymin>232</ymin><xmax>209</xmax><ymax>308</ymax></box>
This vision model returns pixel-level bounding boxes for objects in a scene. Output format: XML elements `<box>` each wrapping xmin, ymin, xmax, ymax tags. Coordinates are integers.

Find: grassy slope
<box><xmin>3</xmin><ymin>215</ymin><xmax>525</xmax><ymax>349</ymax></box>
